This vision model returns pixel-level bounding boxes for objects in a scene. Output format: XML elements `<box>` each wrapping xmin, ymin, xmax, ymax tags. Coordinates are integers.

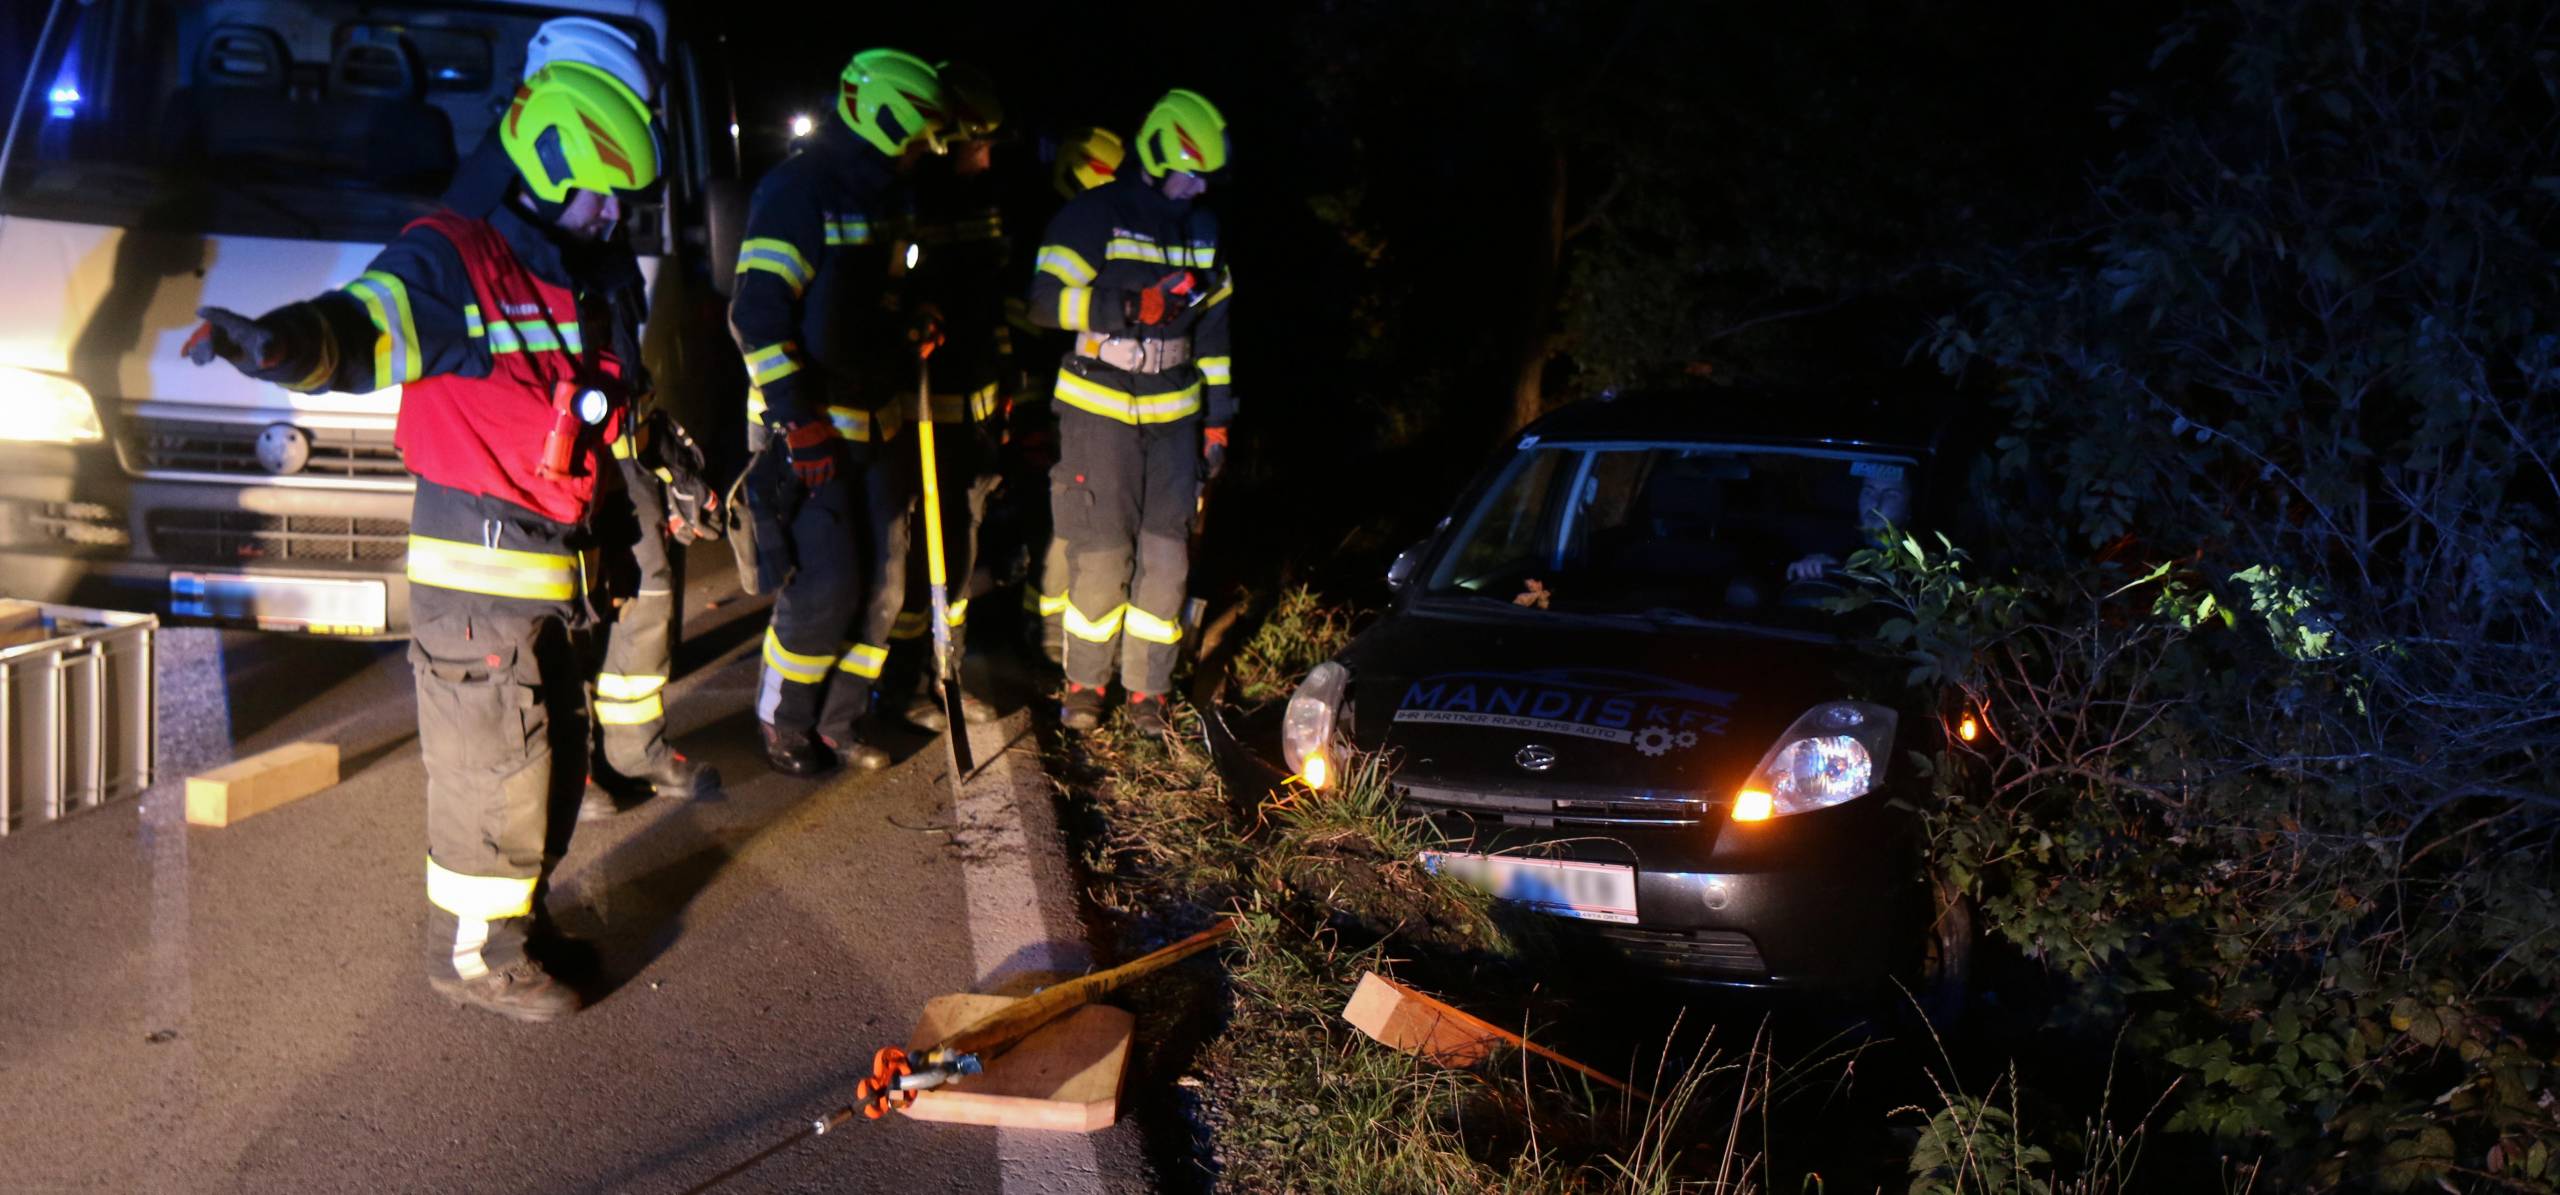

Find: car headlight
<box><xmin>0</xmin><ymin>367</ymin><xmax>105</xmax><ymax>444</ymax></box>
<box><xmin>1281</xmin><ymin>660</ymin><xmax>1351</xmax><ymax>789</ymax></box>
<box><xmin>1732</xmin><ymin>701</ymin><xmax>1898</xmax><ymax>820</ymax></box>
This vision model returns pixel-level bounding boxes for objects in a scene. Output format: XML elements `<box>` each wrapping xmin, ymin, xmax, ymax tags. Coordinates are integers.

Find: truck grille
<box><xmin>1587</xmin><ymin>926</ymin><xmax>1768</xmax><ymax>978</ymax></box>
<box><xmin>30</xmin><ymin>502</ymin><xmax>131</xmax><ymax>550</ymax></box>
<box><xmin>120</xmin><ymin>417</ymin><xmax>407</xmax><ymax>481</ymax></box>
<box><xmin>1404</xmin><ymin>782</ymin><xmax>1708</xmax><ymax>827</ymax></box>
<box><xmin>146</xmin><ymin>511</ymin><xmax>409</xmax><ymax>565</ymax></box>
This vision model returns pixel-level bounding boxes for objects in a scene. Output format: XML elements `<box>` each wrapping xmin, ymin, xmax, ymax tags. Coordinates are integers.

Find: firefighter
<box><xmin>730</xmin><ymin>49</ymin><xmax>946</xmax><ymax>775</ymax></box>
<box><xmin>1026</xmin><ymin>91</ymin><xmax>1232</xmax><ymax>736</ymax></box>
<box><xmin>883</xmin><ymin>62</ymin><xmax>1007</xmax><ymax>730</ymax></box>
<box><xmin>182</xmin><ymin>66</ymin><xmax>664</xmax><ymax>1021</ymax></box>
<box><xmin>1012</xmin><ymin>126</ymin><xmax>1125</xmax><ymax>668</ymax></box>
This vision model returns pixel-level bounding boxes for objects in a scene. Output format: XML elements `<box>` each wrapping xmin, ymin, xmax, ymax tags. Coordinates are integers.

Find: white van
<box><xmin>0</xmin><ymin>0</ymin><xmax>746</xmax><ymax>636</ymax></box>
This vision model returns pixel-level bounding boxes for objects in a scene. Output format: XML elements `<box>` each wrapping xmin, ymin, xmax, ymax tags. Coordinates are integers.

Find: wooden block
<box><xmin>185</xmin><ymin>742</ymin><xmax>340</xmax><ymax>828</ymax></box>
<box><xmin>0</xmin><ymin>599</ymin><xmax>50</xmax><ymax>650</ymax></box>
<box><xmin>1343</xmin><ymin>972</ymin><xmax>1501</xmax><ymax>1067</ymax></box>
<box><xmin>898</xmin><ymin>993</ymin><xmax>1132</xmax><ymax>1132</ymax></box>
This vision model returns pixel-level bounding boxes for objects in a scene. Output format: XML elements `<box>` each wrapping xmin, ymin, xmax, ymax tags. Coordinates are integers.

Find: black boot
<box><xmin>821</xmin><ymin>732</ymin><xmax>893</xmax><ymax>772</ymax></box>
<box><xmin>761</xmin><ymin>723</ymin><xmax>837</xmax><ymax>777</ymax></box>
<box><xmin>1060</xmin><ymin>683</ymin><xmax>1104</xmax><ymax>732</ymax></box>
<box><xmin>429</xmin><ymin>958</ymin><xmax>582</xmax><ymax>1023</ymax></box>
<box><xmin>905</xmin><ymin>688</ymin><xmax>998</xmax><ymax>732</ymax></box>
<box><xmin>631</xmin><ymin>751</ymin><xmax>720</xmax><ymax>799</ymax></box>
<box><xmin>1126</xmin><ymin>691</ymin><xmax>1170</xmax><ymax>738</ymax></box>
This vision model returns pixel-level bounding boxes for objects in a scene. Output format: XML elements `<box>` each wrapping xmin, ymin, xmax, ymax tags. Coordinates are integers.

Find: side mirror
<box><xmin>703</xmin><ymin>178</ymin><xmax>747</xmax><ymax>298</ymax></box>
<box><xmin>1386</xmin><ymin>541</ymin><xmax>1427</xmax><ymax>591</ymax></box>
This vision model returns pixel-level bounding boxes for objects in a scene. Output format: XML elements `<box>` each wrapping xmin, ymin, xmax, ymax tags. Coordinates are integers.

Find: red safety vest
<box><xmin>393</xmin><ymin>210</ymin><xmax>622</xmax><ymax>526</ymax></box>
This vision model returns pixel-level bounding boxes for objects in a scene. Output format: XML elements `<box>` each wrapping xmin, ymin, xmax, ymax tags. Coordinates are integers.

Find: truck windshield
<box><xmin>2</xmin><ymin>0</ymin><xmax>636</xmax><ymax>242</ymax></box>
<box><xmin>1424</xmin><ymin>442</ymin><xmax>1922</xmax><ymax>631</ymax></box>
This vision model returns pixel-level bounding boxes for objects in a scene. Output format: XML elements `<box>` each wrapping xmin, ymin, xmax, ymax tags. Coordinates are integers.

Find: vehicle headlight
<box><xmin>0</xmin><ymin>367</ymin><xmax>104</xmax><ymax>445</ymax></box>
<box><xmin>1281</xmin><ymin>661</ymin><xmax>1351</xmax><ymax>789</ymax></box>
<box><xmin>1732</xmin><ymin>701</ymin><xmax>1897</xmax><ymax>820</ymax></box>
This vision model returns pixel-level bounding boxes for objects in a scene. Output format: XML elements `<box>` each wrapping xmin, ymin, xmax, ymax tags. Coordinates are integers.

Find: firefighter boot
<box><xmin>430</xmin><ymin>957</ymin><xmax>582</xmax><ymax>1023</ymax></box>
<box><xmin>1060</xmin><ymin>683</ymin><xmax>1104</xmax><ymax>732</ymax></box>
<box><xmin>762</xmin><ymin>723</ymin><xmax>838</xmax><ymax>778</ymax></box>
<box><xmin>1127</xmin><ymin>691</ymin><xmax>1171</xmax><ymax>738</ymax></box>
<box><xmin>630</xmin><ymin>751</ymin><xmax>720</xmax><ymax>799</ymax></box>
<box><xmin>821</xmin><ymin>731</ymin><xmax>894</xmax><ymax>772</ymax></box>
<box><xmin>904</xmin><ymin>686</ymin><xmax>999</xmax><ymax>733</ymax></box>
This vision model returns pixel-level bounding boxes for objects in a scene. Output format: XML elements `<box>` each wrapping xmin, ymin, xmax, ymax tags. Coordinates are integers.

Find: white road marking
<box><xmin>951</xmin><ymin>722</ymin><xmax>1104</xmax><ymax>1194</ymax></box>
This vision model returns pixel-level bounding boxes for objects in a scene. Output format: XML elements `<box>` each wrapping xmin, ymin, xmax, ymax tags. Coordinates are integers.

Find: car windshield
<box><xmin>1422</xmin><ymin>441</ymin><xmax>1921</xmax><ymax>631</ymax></box>
<box><xmin>1</xmin><ymin>0</ymin><xmax>641</xmax><ymax>241</ymax></box>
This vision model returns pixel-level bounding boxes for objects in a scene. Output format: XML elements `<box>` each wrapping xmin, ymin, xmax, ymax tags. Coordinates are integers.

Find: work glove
<box><xmin>1201</xmin><ymin>425</ymin><xmax>1229</xmax><ymax>481</ymax></box>
<box><xmin>782</xmin><ymin>419</ymin><xmax>841</xmax><ymax>490</ymax></box>
<box><xmin>182</xmin><ymin>306</ymin><xmax>294</xmax><ymax>372</ymax></box>
<box><xmin>642</xmin><ymin>410</ymin><xmax>721</xmax><ymax>545</ymax></box>
<box><xmin>1124</xmin><ymin>270</ymin><xmax>1199</xmax><ymax>328</ymax></box>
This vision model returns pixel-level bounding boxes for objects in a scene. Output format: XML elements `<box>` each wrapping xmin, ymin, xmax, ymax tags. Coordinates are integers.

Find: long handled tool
<box><xmin>915</xmin><ymin>343</ymin><xmax>975</xmax><ymax>791</ymax></box>
<box><xmin>676</xmin><ymin>919</ymin><xmax>1237</xmax><ymax>1195</ymax></box>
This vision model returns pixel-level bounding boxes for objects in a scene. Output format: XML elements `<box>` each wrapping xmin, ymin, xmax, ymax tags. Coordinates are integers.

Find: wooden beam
<box><xmin>185</xmin><ymin>742</ymin><xmax>340</xmax><ymax>828</ymax></box>
<box><xmin>899</xmin><ymin>994</ymin><xmax>1131</xmax><ymax>1132</ymax></box>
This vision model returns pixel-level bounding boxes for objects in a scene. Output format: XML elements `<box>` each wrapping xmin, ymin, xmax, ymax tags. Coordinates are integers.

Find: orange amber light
<box><xmin>1958</xmin><ymin>714</ymin><xmax>1980</xmax><ymax>742</ymax></box>
<box><xmin>1732</xmin><ymin>789</ymin><xmax>1775</xmax><ymax>822</ymax></box>
<box><xmin>1301</xmin><ymin>752</ymin><xmax>1331</xmax><ymax>791</ymax></box>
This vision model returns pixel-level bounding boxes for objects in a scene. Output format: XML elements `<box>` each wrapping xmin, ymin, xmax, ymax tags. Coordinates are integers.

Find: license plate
<box><xmin>1421</xmin><ymin>851</ymin><xmax>1639</xmax><ymax>924</ymax></box>
<box><xmin>170</xmin><ymin>572</ymin><xmax>388</xmax><ymax>635</ymax></box>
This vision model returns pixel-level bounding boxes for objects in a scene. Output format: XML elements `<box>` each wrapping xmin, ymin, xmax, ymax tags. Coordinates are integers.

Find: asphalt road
<box><xmin>0</xmin><ymin>542</ymin><xmax>1151</xmax><ymax>1193</ymax></box>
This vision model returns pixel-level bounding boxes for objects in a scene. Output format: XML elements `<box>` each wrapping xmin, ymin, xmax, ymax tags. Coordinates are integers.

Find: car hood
<box><xmin>1345</xmin><ymin>605</ymin><xmax>1851</xmax><ymax>800</ymax></box>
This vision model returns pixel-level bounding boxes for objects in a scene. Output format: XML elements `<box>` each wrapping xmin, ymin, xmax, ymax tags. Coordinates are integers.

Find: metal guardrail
<box><xmin>0</xmin><ymin>606</ymin><xmax>157</xmax><ymax>837</ymax></box>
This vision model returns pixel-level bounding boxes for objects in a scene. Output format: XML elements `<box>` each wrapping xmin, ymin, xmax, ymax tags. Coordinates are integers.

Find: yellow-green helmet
<box><xmin>1054</xmin><ymin>126</ymin><xmax>1124</xmax><ymax>198</ymax></box>
<box><xmin>837</xmin><ymin>48</ymin><xmax>946</xmax><ymax>157</ymax></box>
<box><xmin>501</xmin><ymin>63</ymin><xmax>661</xmax><ymax>202</ymax></box>
<box><xmin>935</xmin><ymin>61</ymin><xmax>1002</xmax><ymax>140</ymax></box>
<box><xmin>1135</xmin><ymin>88</ymin><xmax>1226</xmax><ymax>177</ymax></box>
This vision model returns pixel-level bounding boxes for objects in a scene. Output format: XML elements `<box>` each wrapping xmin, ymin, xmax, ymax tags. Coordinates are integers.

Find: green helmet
<box><xmin>935</xmin><ymin>61</ymin><xmax>1003</xmax><ymax>141</ymax></box>
<box><xmin>837</xmin><ymin>48</ymin><xmax>946</xmax><ymax>157</ymax></box>
<box><xmin>1135</xmin><ymin>88</ymin><xmax>1227</xmax><ymax>177</ymax></box>
<box><xmin>501</xmin><ymin>64</ymin><xmax>661</xmax><ymax>202</ymax></box>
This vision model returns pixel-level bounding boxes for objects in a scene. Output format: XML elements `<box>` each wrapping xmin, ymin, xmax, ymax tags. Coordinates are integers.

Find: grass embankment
<box><xmin>1046</xmin><ymin>589</ymin><xmax>2163</xmax><ymax>1194</ymax></box>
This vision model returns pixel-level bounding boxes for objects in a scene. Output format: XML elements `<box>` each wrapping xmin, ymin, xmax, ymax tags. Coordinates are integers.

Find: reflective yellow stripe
<box><xmin>595</xmin><ymin>694</ymin><xmax>664</xmax><ymax>725</ymax></box>
<box><xmin>1037</xmin><ymin>591</ymin><xmax>1070</xmax><ymax>617</ymax></box>
<box><xmin>1053</xmin><ymin>372</ymin><xmax>1203</xmax><ymax>425</ymax></box>
<box><xmin>609</xmin><ymin>435</ymin><xmax>636</xmax><ymax>459</ymax></box>
<box><xmin>596</xmin><ymin>673</ymin><xmax>667</xmax><ymax>701</ymax></box>
<box><xmin>1103</xmin><ymin>238</ymin><xmax>1217</xmax><ymax>268</ymax></box>
<box><xmin>762</xmin><ymin>627</ymin><xmax>833</xmax><ymax>684</ymax></box>
<box><xmin>890</xmin><ymin>611</ymin><xmax>929</xmax><ymax>641</ymax></box>
<box><xmin>1202</xmin><ymin>276</ymin><xmax>1233</xmax><ymax>308</ymax></box>
<box><xmin>746</xmin><ymin>341</ymin><xmax>803</xmax><ymax>386</ymax></box>
<box><xmin>405</xmin><ymin>535</ymin><xmax>578</xmax><ymax>601</ymax></box>
<box><xmin>1196</xmin><ymin>355</ymin><xmax>1232</xmax><ymax>386</ymax></box>
<box><xmin>737</xmin><ymin>237</ymin><xmax>814</xmax><ymax>294</ymax></box>
<box><xmin>1064</xmin><ymin>602</ymin><xmax>1124</xmax><ymax>643</ymax></box>
<box><xmin>345</xmin><ymin>270</ymin><xmax>420</xmax><ymax>385</ymax></box>
<box><xmin>837</xmin><ymin>642</ymin><xmax>887</xmax><ymax>678</ymax></box>
<box><xmin>926</xmin><ymin>384</ymin><xmax>1001</xmax><ymax>423</ymax></box>
<box><xmin>945</xmin><ymin>597</ymin><xmax>969</xmax><ymax>627</ymax></box>
<box><xmin>1058</xmin><ymin>286</ymin><xmax>1094</xmax><ymax>331</ymax></box>
<box><xmin>1035</xmin><ymin>245</ymin><xmax>1097</xmax><ymax>287</ymax></box>
<box><xmin>826</xmin><ymin>402</ymin><xmax>907</xmax><ymax>443</ymax></box>
<box><xmin>1124</xmin><ymin>606</ymin><xmax>1184</xmax><ymax>645</ymax></box>
<box><xmin>426</xmin><ymin>857</ymin><xmax>535</xmax><ymax>920</ymax></box>
<box><xmin>824</xmin><ymin>216</ymin><xmax>875</xmax><ymax>246</ymax></box>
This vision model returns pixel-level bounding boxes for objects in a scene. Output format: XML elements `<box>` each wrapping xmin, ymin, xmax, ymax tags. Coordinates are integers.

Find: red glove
<box><xmin>1129</xmin><ymin>270</ymin><xmax>1198</xmax><ymax>327</ymax></box>
<box><xmin>1202</xmin><ymin>425</ymin><xmax>1229</xmax><ymax>480</ymax></box>
<box><xmin>783</xmin><ymin>419</ymin><xmax>840</xmax><ymax>489</ymax></box>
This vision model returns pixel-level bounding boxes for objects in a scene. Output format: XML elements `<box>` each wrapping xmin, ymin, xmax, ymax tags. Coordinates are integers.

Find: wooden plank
<box><xmin>1341</xmin><ymin>972</ymin><xmax>1646</xmax><ymax>1099</ymax></box>
<box><xmin>898</xmin><ymin>994</ymin><xmax>1131</xmax><ymax>1132</ymax></box>
<box><xmin>185</xmin><ymin>742</ymin><xmax>340</xmax><ymax>828</ymax></box>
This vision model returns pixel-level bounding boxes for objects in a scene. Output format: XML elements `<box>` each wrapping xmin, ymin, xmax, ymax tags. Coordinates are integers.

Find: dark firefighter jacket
<box><xmin>240</xmin><ymin>201</ymin><xmax>639</xmax><ymax>526</ymax></box>
<box><xmin>911</xmin><ymin>159</ymin><xmax>1008</xmax><ymax>431</ymax></box>
<box><xmin>1025</xmin><ymin>175</ymin><xmax>1232</xmax><ymax>428</ymax></box>
<box><xmin>728</xmin><ymin>119</ymin><xmax>917</xmax><ymax>453</ymax></box>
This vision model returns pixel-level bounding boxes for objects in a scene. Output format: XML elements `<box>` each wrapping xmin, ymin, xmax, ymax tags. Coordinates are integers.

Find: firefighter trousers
<box><xmin>406</xmin><ymin>481</ymin><xmax>588</xmax><ymax>983</ymax></box>
<box><xmin>887</xmin><ymin>423</ymin><xmax>999</xmax><ymax>698</ymax></box>
<box><xmin>757</xmin><ymin>442</ymin><xmax>913</xmax><ymax>744</ymax></box>
<box><xmin>1054</xmin><ymin>408</ymin><xmax>1199</xmax><ymax>695</ymax></box>
<box><xmin>593</xmin><ymin>458</ymin><xmax>676</xmax><ymax>778</ymax></box>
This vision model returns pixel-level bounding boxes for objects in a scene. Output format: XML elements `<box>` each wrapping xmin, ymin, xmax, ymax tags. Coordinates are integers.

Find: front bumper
<box><xmin>0</xmin><ymin>442</ymin><xmax>414</xmax><ymax>639</ymax></box>
<box><xmin>1200</xmin><ymin>698</ymin><xmax>1926</xmax><ymax>991</ymax></box>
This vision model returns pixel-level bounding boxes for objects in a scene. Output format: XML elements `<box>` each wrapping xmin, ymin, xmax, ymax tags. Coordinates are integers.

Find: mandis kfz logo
<box><xmin>1393</xmin><ymin>669</ymin><xmax>1736</xmax><ymax>756</ymax></box>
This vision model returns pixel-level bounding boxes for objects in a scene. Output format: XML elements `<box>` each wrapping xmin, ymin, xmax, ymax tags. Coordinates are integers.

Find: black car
<box><xmin>1271</xmin><ymin>392</ymin><xmax>1975</xmax><ymax>995</ymax></box>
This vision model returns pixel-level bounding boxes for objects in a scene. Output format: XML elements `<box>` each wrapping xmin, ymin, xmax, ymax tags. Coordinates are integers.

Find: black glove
<box><xmin>641</xmin><ymin>410</ymin><xmax>720</xmax><ymax>545</ymax></box>
<box><xmin>783</xmin><ymin>419</ymin><xmax>840</xmax><ymax>489</ymax></box>
<box><xmin>182</xmin><ymin>306</ymin><xmax>291</xmax><ymax>371</ymax></box>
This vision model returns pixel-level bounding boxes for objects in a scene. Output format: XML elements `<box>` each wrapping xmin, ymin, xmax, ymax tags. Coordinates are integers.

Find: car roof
<box><xmin>1520</xmin><ymin>389</ymin><xmax>1952</xmax><ymax>456</ymax></box>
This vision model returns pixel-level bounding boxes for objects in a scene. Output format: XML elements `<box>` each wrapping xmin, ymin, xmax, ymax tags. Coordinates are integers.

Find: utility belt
<box><xmin>1073</xmin><ymin>332</ymin><xmax>1191</xmax><ymax>375</ymax></box>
